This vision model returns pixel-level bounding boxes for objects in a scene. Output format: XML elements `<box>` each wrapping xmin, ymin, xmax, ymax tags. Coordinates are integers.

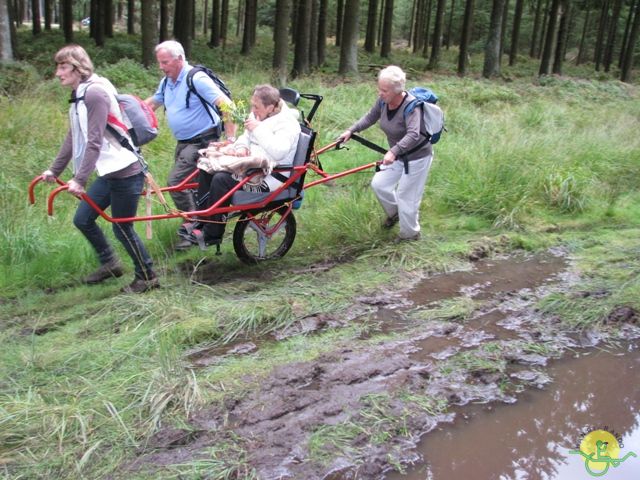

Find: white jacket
<box><xmin>71</xmin><ymin>75</ymin><xmax>138</xmax><ymax>177</ymax></box>
<box><xmin>234</xmin><ymin>100</ymin><xmax>301</xmax><ymax>191</ymax></box>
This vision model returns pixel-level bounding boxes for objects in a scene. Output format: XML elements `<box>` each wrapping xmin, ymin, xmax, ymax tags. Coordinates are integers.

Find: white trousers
<box><xmin>370</xmin><ymin>154</ymin><xmax>433</xmax><ymax>238</ymax></box>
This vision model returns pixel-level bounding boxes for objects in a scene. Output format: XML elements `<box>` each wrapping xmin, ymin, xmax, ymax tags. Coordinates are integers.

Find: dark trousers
<box><xmin>168</xmin><ymin>128</ymin><xmax>220</xmax><ymax>213</ymax></box>
<box><xmin>73</xmin><ymin>173</ymin><xmax>154</xmax><ymax>280</ymax></box>
<box><xmin>197</xmin><ymin>170</ymin><xmax>240</xmax><ymax>241</ymax></box>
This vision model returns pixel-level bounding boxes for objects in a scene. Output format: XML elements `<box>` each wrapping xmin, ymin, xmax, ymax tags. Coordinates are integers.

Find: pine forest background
<box><xmin>0</xmin><ymin>0</ymin><xmax>639</xmax><ymax>84</ymax></box>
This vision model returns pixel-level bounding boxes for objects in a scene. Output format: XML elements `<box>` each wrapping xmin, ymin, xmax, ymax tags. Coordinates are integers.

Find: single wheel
<box><xmin>232</xmin><ymin>207</ymin><xmax>297</xmax><ymax>264</ymax></box>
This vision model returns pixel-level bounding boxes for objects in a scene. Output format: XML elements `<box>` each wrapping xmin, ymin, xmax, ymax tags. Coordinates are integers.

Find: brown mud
<box><xmin>385</xmin><ymin>346</ymin><xmax>640</xmax><ymax>480</ymax></box>
<box><xmin>127</xmin><ymin>250</ymin><xmax>640</xmax><ymax>479</ymax></box>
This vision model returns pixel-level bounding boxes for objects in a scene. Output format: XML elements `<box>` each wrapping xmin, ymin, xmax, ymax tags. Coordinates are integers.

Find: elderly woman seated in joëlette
<box><xmin>178</xmin><ymin>84</ymin><xmax>301</xmax><ymax>249</ymax></box>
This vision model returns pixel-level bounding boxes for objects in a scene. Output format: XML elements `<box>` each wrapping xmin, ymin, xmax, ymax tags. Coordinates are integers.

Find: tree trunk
<box><xmin>94</xmin><ymin>0</ymin><xmax>106</xmax><ymax>46</ymax></box>
<box><xmin>241</xmin><ymin>0</ymin><xmax>256</xmax><ymax>54</ymax></box>
<box><xmin>409</xmin><ymin>0</ymin><xmax>416</xmax><ymax>50</ymax></box>
<box><xmin>43</xmin><ymin>0</ymin><xmax>51</xmax><ymax>30</ymax></box>
<box><xmin>61</xmin><ymin>0</ymin><xmax>73</xmax><ymax>42</ymax></box>
<box><xmin>336</xmin><ymin>0</ymin><xmax>344</xmax><ymax>46</ymax></box>
<box><xmin>421</xmin><ymin>0</ymin><xmax>433</xmax><ymax>57</ymax></box>
<box><xmin>377</xmin><ymin>0</ymin><xmax>385</xmax><ymax>46</ymax></box>
<box><xmin>220</xmin><ymin>0</ymin><xmax>229</xmax><ymax>44</ymax></box>
<box><xmin>499</xmin><ymin>0</ymin><xmax>509</xmax><ymax>63</ymax></box>
<box><xmin>210</xmin><ymin>0</ymin><xmax>220</xmax><ymax>47</ymax></box>
<box><xmin>538</xmin><ymin>0</ymin><xmax>550</xmax><ymax>59</ymax></box>
<box><xmin>127</xmin><ymin>0</ymin><xmax>134</xmax><ymax>34</ymax></box>
<box><xmin>618</xmin><ymin>0</ymin><xmax>635</xmax><ymax>68</ymax></box>
<box><xmin>445</xmin><ymin>0</ymin><xmax>455</xmax><ymax>49</ymax></box>
<box><xmin>483</xmin><ymin>0</ymin><xmax>505</xmax><ymax>77</ymax></box>
<box><xmin>364</xmin><ymin>0</ymin><xmax>378</xmax><ymax>52</ymax></box>
<box><xmin>31</xmin><ymin>0</ymin><xmax>40</xmax><ymax>34</ymax></box>
<box><xmin>413</xmin><ymin>0</ymin><xmax>425</xmax><ymax>53</ymax></box>
<box><xmin>576</xmin><ymin>1</ymin><xmax>590</xmax><ymax>64</ymax></box>
<box><xmin>203</xmin><ymin>0</ymin><xmax>208</xmax><ymax>35</ymax></box>
<box><xmin>603</xmin><ymin>0</ymin><xmax>623</xmax><ymax>71</ymax></box>
<box><xmin>530</xmin><ymin>0</ymin><xmax>543</xmax><ymax>57</ymax></box>
<box><xmin>538</xmin><ymin>0</ymin><xmax>561</xmax><ymax>75</ymax></box>
<box><xmin>273</xmin><ymin>0</ymin><xmax>290</xmax><ymax>85</ymax></box>
<box><xmin>594</xmin><ymin>0</ymin><xmax>610</xmax><ymax>69</ymax></box>
<box><xmin>0</xmin><ymin>0</ymin><xmax>13</xmax><ymax>61</ymax></box>
<box><xmin>339</xmin><ymin>0</ymin><xmax>359</xmax><ymax>75</ymax></box>
<box><xmin>141</xmin><ymin>0</ymin><xmax>156</xmax><ymax>67</ymax></box>
<box><xmin>105</xmin><ymin>0</ymin><xmax>113</xmax><ymax>38</ymax></box>
<box><xmin>290</xmin><ymin>0</ymin><xmax>298</xmax><ymax>41</ymax></box>
<box><xmin>380</xmin><ymin>0</ymin><xmax>393</xmax><ymax>57</ymax></box>
<box><xmin>428</xmin><ymin>0</ymin><xmax>446</xmax><ymax>69</ymax></box>
<box><xmin>159</xmin><ymin>0</ymin><xmax>168</xmax><ymax>41</ymax></box>
<box><xmin>509</xmin><ymin>0</ymin><xmax>524</xmax><ymax>65</ymax></box>
<box><xmin>174</xmin><ymin>0</ymin><xmax>193</xmax><ymax>57</ymax></box>
<box><xmin>621</xmin><ymin>0</ymin><xmax>639</xmax><ymax>81</ymax></box>
<box><xmin>309</xmin><ymin>0</ymin><xmax>319</xmax><ymax>67</ymax></box>
<box><xmin>291</xmin><ymin>0</ymin><xmax>311</xmax><ymax>76</ymax></box>
<box><xmin>457</xmin><ymin>0</ymin><xmax>474</xmax><ymax>75</ymax></box>
<box><xmin>317</xmin><ymin>0</ymin><xmax>327</xmax><ymax>64</ymax></box>
<box><xmin>90</xmin><ymin>0</ymin><xmax>97</xmax><ymax>38</ymax></box>
<box><xmin>552</xmin><ymin>0</ymin><xmax>570</xmax><ymax>74</ymax></box>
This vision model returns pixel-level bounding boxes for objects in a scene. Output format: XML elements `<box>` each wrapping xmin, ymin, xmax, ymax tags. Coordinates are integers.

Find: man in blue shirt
<box><xmin>145</xmin><ymin>40</ymin><xmax>237</xmax><ymax>249</ymax></box>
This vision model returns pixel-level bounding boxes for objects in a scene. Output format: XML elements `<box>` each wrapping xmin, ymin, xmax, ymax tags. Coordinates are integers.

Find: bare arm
<box><xmin>144</xmin><ymin>97</ymin><xmax>162</xmax><ymax>111</ymax></box>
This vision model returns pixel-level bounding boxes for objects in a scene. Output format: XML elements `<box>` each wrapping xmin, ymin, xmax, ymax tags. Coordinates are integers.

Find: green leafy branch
<box><xmin>219</xmin><ymin>100</ymin><xmax>249</xmax><ymax>126</ymax></box>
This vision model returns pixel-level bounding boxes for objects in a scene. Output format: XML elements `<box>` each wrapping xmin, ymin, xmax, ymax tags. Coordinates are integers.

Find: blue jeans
<box><xmin>73</xmin><ymin>173</ymin><xmax>155</xmax><ymax>280</ymax></box>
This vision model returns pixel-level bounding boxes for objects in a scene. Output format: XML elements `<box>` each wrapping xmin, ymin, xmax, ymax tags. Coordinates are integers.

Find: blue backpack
<box><xmin>403</xmin><ymin>86</ymin><xmax>445</xmax><ymax>145</ymax></box>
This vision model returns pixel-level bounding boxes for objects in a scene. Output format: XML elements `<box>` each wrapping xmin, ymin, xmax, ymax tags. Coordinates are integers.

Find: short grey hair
<box><xmin>253</xmin><ymin>84</ymin><xmax>281</xmax><ymax>108</ymax></box>
<box><xmin>155</xmin><ymin>40</ymin><xmax>185</xmax><ymax>60</ymax></box>
<box><xmin>378</xmin><ymin>65</ymin><xmax>406</xmax><ymax>94</ymax></box>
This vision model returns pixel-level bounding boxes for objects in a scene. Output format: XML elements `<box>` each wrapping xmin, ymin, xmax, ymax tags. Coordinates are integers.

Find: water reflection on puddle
<box><xmin>387</xmin><ymin>346</ymin><xmax>640</xmax><ymax>480</ymax></box>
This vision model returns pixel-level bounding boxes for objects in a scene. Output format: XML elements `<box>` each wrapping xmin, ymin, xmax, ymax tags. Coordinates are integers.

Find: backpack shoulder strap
<box><xmin>185</xmin><ymin>65</ymin><xmax>201</xmax><ymax>106</ymax></box>
<box><xmin>402</xmin><ymin>95</ymin><xmax>420</xmax><ymax>119</ymax></box>
<box><xmin>160</xmin><ymin>76</ymin><xmax>168</xmax><ymax>97</ymax></box>
<box><xmin>402</xmin><ymin>98</ymin><xmax>430</xmax><ymax>156</ymax></box>
<box><xmin>184</xmin><ymin>66</ymin><xmax>216</xmax><ymax>124</ymax></box>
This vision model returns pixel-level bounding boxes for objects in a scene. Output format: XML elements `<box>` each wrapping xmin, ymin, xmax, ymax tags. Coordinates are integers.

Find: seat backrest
<box><xmin>293</xmin><ymin>124</ymin><xmax>314</xmax><ymax>167</ymax></box>
<box><xmin>288</xmin><ymin>124</ymin><xmax>316</xmax><ymax>196</ymax></box>
<box><xmin>279</xmin><ymin>87</ymin><xmax>301</xmax><ymax>107</ymax></box>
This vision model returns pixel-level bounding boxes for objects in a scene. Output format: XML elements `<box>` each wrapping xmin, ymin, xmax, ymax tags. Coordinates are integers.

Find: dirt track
<box><xmin>127</xmin><ymin>250</ymin><xmax>639</xmax><ymax>479</ymax></box>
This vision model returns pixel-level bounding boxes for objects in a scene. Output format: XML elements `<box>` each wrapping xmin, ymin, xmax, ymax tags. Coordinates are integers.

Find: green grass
<box><xmin>1</xmin><ymin>27</ymin><xmax>640</xmax><ymax>479</ymax></box>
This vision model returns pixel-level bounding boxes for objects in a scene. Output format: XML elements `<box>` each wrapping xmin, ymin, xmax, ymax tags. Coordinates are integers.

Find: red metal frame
<box><xmin>28</xmin><ymin>141</ymin><xmax>380</xmax><ymax>224</ymax></box>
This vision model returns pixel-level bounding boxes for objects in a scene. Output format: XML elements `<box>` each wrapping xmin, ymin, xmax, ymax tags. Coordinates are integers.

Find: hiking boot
<box><xmin>175</xmin><ymin>221</ymin><xmax>205</xmax><ymax>251</ymax></box>
<box><xmin>382</xmin><ymin>213</ymin><xmax>399</xmax><ymax>229</ymax></box>
<box><xmin>187</xmin><ymin>229</ymin><xmax>222</xmax><ymax>252</ymax></box>
<box><xmin>393</xmin><ymin>232</ymin><xmax>421</xmax><ymax>243</ymax></box>
<box><xmin>121</xmin><ymin>276</ymin><xmax>160</xmax><ymax>294</ymax></box>
<box><xmin>83</xmin><ymin>258</ymin><xmax>124</xmax><ymax>284</ymax></box>
<box><xmin>175</xmin><ymin>236</ymin><xmax>198</xmax><ymax>251</ymax></box>
<box><xmin>177</xmin><ymin>221</ymin><xmax>202</xmax><ymax>238</ymax></box>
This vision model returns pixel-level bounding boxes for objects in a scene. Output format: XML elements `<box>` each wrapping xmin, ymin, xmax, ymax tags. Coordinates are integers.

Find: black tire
<box><xmin>232</xmin><ymin>207</ymin><xmax>297</xmax><ymax>264</ymax></box>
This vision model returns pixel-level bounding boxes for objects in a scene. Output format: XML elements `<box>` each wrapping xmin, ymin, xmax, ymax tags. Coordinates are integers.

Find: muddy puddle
<box><xmin>129</xmin><ymin>251</ymin><xmax>640</xmax><ymax>479</ymax></box>
<box><xmin>386</xmin><ymin>346</ymin><xmax>640</xmax><ymax>480</ymax></box>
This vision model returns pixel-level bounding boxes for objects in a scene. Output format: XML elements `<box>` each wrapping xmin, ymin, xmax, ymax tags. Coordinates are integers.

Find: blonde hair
<box><xmin>378</xmin><ymin>65</ymin><xmax>406</xmax><ymax>94</ymax></box>
<box><xmin>54</xmin><ymin>44</ymin><xmax>94</xmax><ymax>81</ymax></box>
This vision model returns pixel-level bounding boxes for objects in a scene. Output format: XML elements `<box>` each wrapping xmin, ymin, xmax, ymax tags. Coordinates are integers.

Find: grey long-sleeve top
<box><xmin>348</xmin><ymin>92</ymin><xmax>432</xmax><ymax>161</ymax></box>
